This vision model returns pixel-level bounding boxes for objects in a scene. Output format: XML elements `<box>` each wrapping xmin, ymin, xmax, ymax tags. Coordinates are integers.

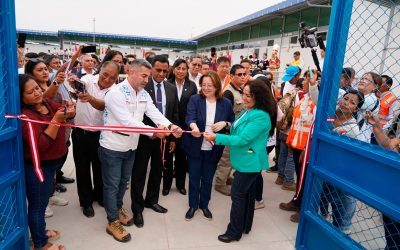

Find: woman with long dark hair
<box><xmin>162</xmin><ymin>59</ymin><xmax>197</xmax><ymax>195</ymax></box>
<box><xmin>204</xmin><ymin>79</ymin><xmax>276</xmax><ymax>243</ymax></box>
<box><xmin>19</xmin><ymin>74</ymin><xmax>75</xmax><ymax>250</ymax></box>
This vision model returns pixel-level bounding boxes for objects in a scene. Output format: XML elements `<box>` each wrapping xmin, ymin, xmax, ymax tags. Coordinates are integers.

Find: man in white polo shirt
<box><xmin>98</xmin><ymin>59</ymin><xmax>181</xmax><ymax>243</ymax></box>
<box><xmin>72</xmin><ymin>61</ymin><xmax>119</xmax><ymax>218</ymax></box>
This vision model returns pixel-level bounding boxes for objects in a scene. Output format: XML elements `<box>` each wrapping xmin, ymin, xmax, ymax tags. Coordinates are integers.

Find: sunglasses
<box><xmin>234</xmin><ymin>73</ymin><xmax>247</xmax><ymax>77</ymax></box>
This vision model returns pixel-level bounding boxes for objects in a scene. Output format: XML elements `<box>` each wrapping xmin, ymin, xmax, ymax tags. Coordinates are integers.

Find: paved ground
<box><xmin>45</xmin><ymin>150</ymin><xmax>298</xmax><ymax>250</ymax></box>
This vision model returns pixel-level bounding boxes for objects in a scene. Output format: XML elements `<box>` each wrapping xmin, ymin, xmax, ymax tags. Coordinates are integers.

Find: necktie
<box><xmin>156</xmin><ymin>83</ymin><xmax>163</xmax><ymax>113</ymax></box>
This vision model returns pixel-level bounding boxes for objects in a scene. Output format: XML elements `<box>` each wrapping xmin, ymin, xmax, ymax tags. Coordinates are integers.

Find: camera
<box><xmin>298</xmin><ymin>22</ymin><xmax>325</xmax><ymax>50</ymax></box>
<box><xmin>74</xmin><ymin>79</ymin><xmax>86</xmax><ymax>93</ymax></box>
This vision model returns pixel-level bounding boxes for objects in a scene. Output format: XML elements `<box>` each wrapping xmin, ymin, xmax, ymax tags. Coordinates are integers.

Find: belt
<box><xmin>74</xmin><ymin>127</ymin><xmax>101</xmax><ymax>134</ymax></box>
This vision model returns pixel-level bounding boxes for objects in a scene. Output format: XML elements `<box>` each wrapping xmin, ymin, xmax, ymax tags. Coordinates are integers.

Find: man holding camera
<box><xmin>70</xmin><ymin>61</ymin><xmax>120</xmax><ymax>218</ymax></box>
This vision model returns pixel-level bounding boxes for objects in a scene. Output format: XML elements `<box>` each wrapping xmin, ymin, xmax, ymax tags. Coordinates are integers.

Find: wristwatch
<box><xmin>52</xmin><ymin>80</ymin><xmax>60</xmax><ymax>87</ymax></box>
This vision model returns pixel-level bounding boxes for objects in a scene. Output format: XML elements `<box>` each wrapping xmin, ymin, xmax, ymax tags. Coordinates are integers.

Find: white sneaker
<box><xmin>255</xmin><ymin>200</ymin><xmax>265</xmax><ymax>210</ymax></box>
<box><xmin>45</xmin><ymin>206</ymin><xmax>54</xmax><ymax>218</ymax></box>
<box><xmin>49</xmin><ymin>193</ymin><xmax>69</xmax><ymax>206</ymax></box>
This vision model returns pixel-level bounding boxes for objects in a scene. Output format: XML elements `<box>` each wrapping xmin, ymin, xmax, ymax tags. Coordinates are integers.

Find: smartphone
<box><xmin>17</xmin><ymin>33</ymin><xmax>27</xmax><ymax>48</ymax></box>
<box><xmin>81</xmin><ymin>45</ymin><xmax>96</xmax><ymax>54</ymax></box>
<box><xmin>74</xmin><ymin>79</ymin><xmax>86</xmax><ymax>93</ymax></box>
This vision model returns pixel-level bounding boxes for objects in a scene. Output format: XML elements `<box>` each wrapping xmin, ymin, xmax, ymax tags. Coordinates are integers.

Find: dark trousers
<box><xmin>56</xmin><ymin>151</ymin><xmax>68</xmax><ymax>181</ymax></box>
<box><xmin>291</xmin><ymin>148</ymin><xmax>305</xmax><ymax>207</ymax></box>
<box><xmin>187</xmin><ymin>150</ymin><xmax>218</xmax><ymax>209</ymax></box>
<box><xmin>226</xmin><ymin>171</ymin><xmax>259</xmax><ymax>240</ymax></box>
<box><xmin>383</xmin><ymin>215</ymin><xmax>400</xmax><ymax>250</ymax></box>
<box><xmin>25</xmin><ymin>161</ymin><xmax>61</xmax><ymax>248</ymax></box>
<box><xmin>255</xmin><ymin>146</ymin><xmax>275</xmax><ymax>201</ymax></box>
<box><xmin>163</xmin><ymin>138</ymin><xmax>187</xmax><ymax>190</ymax></box>
<box><xmin>131</xmin><ymin>136</ymin><xmax>170</xmax><ymax>214</ymax></box>
<box><xmin>72</xmin><ymin>128</ymin><xmax>103</xmax><ymax>207</ymax></box>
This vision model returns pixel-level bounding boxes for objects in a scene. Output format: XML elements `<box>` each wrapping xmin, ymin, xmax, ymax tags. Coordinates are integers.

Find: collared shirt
<box><xmin>189</xmin><ymin>73</ymin><xmax>201</xmax><ymax>92</ymax></box>
<box><xmin>153</xmin><ymin>78</ymin><xmax>167</xmax><ymax>115</ymax></box>
<box><xmin>75</xmin><ymin>74</ymin><xmax>113</xmax><ymax>130</ymax></box>
<box><xmin>357</xmin><ymin>92</ymin><xmax>379</xmax><ymax>143</ymax></box>
<box><xmin>175</xmin><ymin>80</ymin><xmax>184</xmax><ymax>101</ymax></box>
<box><xmin>100</xmin><ymin>79</ymin><xmax>171</xmax><ymax>152</ymax></box>
<box><xmin>80</xmin><ymin>68</ymin><xmax>94</xmax><ymax>78</ymax></box>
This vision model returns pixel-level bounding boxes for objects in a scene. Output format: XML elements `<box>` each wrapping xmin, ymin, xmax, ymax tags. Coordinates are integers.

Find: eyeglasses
<box><xmin>155</xmin><ymin>68</ymin><xmax>169</xmax><ymax>74</ymax></box>
<box><xmin>191</xmin><ymin>63</ymin><xmax>202</xmax><ymax>67</ymax></box>
<box><xmin>234</xmin><ymin>73</ymin><xmax>247</xmax><ymax>77</ymax></box>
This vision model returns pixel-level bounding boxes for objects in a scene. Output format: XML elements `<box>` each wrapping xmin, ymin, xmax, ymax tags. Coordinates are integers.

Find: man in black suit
<box><xmin>163</xmin><ymin>59</ymin><xmax>198</xmax><ymax>196</ymax></box>
<box><xmin>131</xmin><ymin>55</ymin><xmax>179</xmax><ymax>228</ymax></box>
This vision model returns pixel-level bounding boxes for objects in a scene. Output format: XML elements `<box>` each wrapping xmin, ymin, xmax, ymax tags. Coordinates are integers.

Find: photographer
<box><xmin>69</xmin><ymin>61</ymin><xmax>120</xmax><ymax>218</ymax></box>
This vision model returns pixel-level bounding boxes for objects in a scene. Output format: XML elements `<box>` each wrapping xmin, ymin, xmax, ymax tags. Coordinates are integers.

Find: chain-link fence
<box><xmin>309</xmin><ymin>177</ymin><xmax>400</xmax><ymax>250</ymax></box>
<box><xmin>303</xmin><ymin>0</ymin><xmax>400</xmax><ymax>249</ymax></box>
<box><xmin>322</xmin><ymin>0</ymin><xmax>400</xmax><ymax>153</ymax></box>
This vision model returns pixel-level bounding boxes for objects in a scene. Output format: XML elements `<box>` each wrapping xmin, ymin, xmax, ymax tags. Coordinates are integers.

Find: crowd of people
<box><xmin>16</xmin><ymin>44</ymin><xmax>399</xmax><ymax>250</ymax></box>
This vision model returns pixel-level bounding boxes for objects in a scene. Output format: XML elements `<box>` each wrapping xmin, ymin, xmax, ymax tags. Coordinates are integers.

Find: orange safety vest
<box><xmin>378</xmin><ymin>92</ymin><xmax>397</xmax><ymax>127</ymax></box>
<box><xmin>286</xmin><ymin>95</ymin><xmax>316</xmax><ymax>150</ymax></box>
<box><xmin>222</xmin><ymin>75</ymin><xmax>232</xmax><ymax>91</ymax></box>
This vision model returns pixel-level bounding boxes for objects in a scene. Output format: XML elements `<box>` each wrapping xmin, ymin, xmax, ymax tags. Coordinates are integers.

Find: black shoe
<box><xmin>185</xmin><ymin>207</ymin><xmax>197</xmax><ymax>221</ymax></box>
<box><xmin>218</xmin><ymin>234</ymin><xmax>239</xmax><ymax>243</ymax></box>
<box><xmin>162</xmin><ymin>189</ymin><xmax>170</xmax><ymax>196</ymax></box>
<box><xmin>56</xmin><ymin>176</ymin><xmax>75</xmax><ymax>184</ymax></box>
<box><xmin>178</xmin><ymin>188</ymin><xmax>187</xmax><ymax>195</ymax></box>
<box><xmin>145</xmin><ymin>203</ymin><xmax>168</xmax><ymax>213</ymax></box>
<box><xmin>55</xmin><ymin>183</ymin><xmax>67</xmax><ymax>193</ymax></box>
<box><xmin>82</xmin><ymin>205</ymin><xmax>94</xmax><ymax>218</ymax></box>
<box><xmin>201</xmin><ymin>208</ymin><xmax>213</xmax><ymax>220</ymax></box>
<box><xmin>134</xmin><ymin>213</ymin><xmax>144</xmax><ymax>228</ymax></box>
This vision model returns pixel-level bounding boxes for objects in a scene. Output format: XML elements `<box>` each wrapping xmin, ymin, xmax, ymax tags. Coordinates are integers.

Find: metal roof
<box><xmin>192</xmin><ymin>0</ymin><xmax>307</xmax><ymax>40</ymax></box>
<box><xmin>58</xmin><ymin>30</ymin><xmax>197</xmax><ymax>45</ymax></box>
<box><xmin>16</xmin><ymin>29</ymin><xmax>197</xmax><ymax>45</ymax></box>
<box><xmin>16</xmin><ymin>29</ymin><xmax>58</xmax><ymax>37</ymax></box>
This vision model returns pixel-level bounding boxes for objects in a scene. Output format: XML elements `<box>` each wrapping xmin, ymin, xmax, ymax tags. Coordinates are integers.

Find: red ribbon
<box><xmin>6</xmin><ymin>114</ymin><xmax>214</xmax><ymax>182</ymax></box>
<box><xmin>294</xmin><ymin>122</ymin><xmax>314</xmax><ymax>200</ymax></box>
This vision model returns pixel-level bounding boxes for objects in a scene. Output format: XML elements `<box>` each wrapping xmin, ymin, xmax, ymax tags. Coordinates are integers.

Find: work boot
<box><xmin>106</xmin><ymin>220</ymin><xmax>131</xmax><ymax>242</ymax></box>
<box><xmin>275</xmin><ymin>176</ymin><xmax>284</xmax><ymax>185</ymax></box>
<box><xmin>214</xmin><ymin>185</ymin><xmax>231</xmax><ymax>196</ymax></box>
<box><xmin>279</xmin><ymin>200</ymin><xmax>300</xmax><ymax>212</ymax></box>
<box><xmin>118</xmin><ymin>208</ymin><xmax>134</xmax><ymax>226</ymax></box>
<box><xmin>281</xmin><ymin>182</ymin><xmax>296</xmax><ymax>191</ymax></box>
<box><xmin>290</xmin><ymin>212</ymin><xmax>300</xmax><ymax>223</ymax></box>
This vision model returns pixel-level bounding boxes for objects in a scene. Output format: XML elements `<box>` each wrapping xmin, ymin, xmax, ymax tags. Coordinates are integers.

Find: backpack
<box><xmin>277</xmin><ymin>89</ymin><xmax>298</xmax><ymax>131</ymax></box>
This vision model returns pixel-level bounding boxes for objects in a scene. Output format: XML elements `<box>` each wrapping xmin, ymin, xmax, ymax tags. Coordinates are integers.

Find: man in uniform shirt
<box><xmin>98</xmin><ymin>59</ymin><xmax>181</xmax><ymax>242</ymax></box>
<box><xmin>218</xmin><ymin>56</ymin><xmax>232</xmax><ymax>90</ymax></box>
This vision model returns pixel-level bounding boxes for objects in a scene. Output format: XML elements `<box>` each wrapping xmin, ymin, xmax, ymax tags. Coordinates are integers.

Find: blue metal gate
<box><xmin>0</xmin><ymin>0</ymin><xmax>29</xmax><ymax>249</ymax></box>
<box><xmin>297</xmin><ymin>0</ymin><xmax>400</xmax><ymax>249</ymax></box>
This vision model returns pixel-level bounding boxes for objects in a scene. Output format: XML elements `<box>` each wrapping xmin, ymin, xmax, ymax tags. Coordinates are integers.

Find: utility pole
<box><xmin>93</xmin><ymin>17</ymin><xmax>96</xmax><ymax>44</ymax></box>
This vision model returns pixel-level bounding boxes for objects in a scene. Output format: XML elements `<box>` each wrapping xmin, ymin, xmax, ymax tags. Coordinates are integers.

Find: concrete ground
<box><xmin>45</xmin><ymin>150</ymin><xmax>298</xmax><ymax>250</ymax></box>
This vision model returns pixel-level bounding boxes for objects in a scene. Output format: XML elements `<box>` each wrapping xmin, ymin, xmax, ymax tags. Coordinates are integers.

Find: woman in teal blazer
<box><xmin>204</xmin><ymin>79</ymin><xmax>277</xmax><ymax>243</ymax></box>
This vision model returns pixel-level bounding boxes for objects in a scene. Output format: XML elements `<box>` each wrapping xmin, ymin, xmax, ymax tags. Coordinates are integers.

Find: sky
<box><xmin>15</xmin><ymin>0</ymin><xmax>277</xmax><ymax>40</ymax></box>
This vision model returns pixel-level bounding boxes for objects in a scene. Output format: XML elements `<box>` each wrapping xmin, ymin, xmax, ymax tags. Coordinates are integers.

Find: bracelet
<box><xmin>51</xmin><ymin>120</ymin><xmax>60</xmax><ymax>127</ymax></box>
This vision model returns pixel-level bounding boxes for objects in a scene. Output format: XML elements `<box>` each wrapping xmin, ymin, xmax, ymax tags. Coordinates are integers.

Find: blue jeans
<box><xmin>187</xmin><ymin>150</ymin><xmax>218</xmax><ymax>209</ymax></box>
<box><xmin>322</xmin><ymin>183</ymin><xmax>356</xmax><ymax>231</ymax></box>
<box><xmin>25</xmin><ymin>161</ymin><xmax>60</xmax><ymax>248</ymax></box>
<box><xmin>98</xmin><ymin>146</ymin><xmax>136</xmax><ymax>222</ymax></box>
<box><xmin>277</xmin><ymin>133</ymin><xmax>295</xmax><ymax>183</ymax></box>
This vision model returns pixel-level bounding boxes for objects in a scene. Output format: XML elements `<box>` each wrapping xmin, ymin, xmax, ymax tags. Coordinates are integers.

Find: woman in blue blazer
<box><xmin>204</xmin><ymin>79</ymin><xmax>277</xmax><ymax>243</ymax></box>
<box><xmin>183</xmin><ymin>71</ymin><xmax>235</xmax><ymax>221</ymax></box>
